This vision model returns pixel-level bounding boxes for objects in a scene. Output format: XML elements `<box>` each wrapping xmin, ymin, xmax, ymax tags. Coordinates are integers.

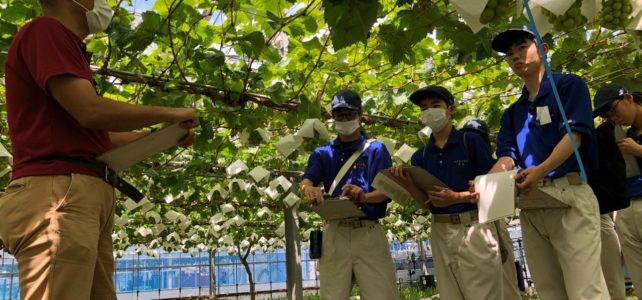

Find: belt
<box><xmin>433</xmin><ymin>210</ymin><xmax>478</xmax><ymax>225</ymax></box>
<box><xmin>48</xmin><ymin>157</ymin><xmax>144</xmax><ymax>202</ymax></box>
<box><xmin>539</xmin><ymin>172</ymin><xmax>582</xmax><ymax>188</ymax></box>
<box><xmin>337</xmin><ymin>219</ymin><xmax>377</xmax><ymax>228</ymax></box>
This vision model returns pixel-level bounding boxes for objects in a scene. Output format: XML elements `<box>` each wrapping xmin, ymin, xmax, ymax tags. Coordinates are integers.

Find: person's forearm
<box><xmin>364</xmin><ymin>190</ymin><xmax>389</xmax><ymax>203</ymax></box>
<box><xmin>489</xmin><ymin>156</ymin><xmax>515</xmax><ymax>173</ymax></box>
<box><xmin>108</xmin><ymin>131</ymin><xmax>150</xmax><ymax>147</ymax></box>
<box><xmin>83</xmin><ymin>97</ymin><xmax>178</xmax><ymax>132</ymax></box>
<box><xmin>538</xmin><ymin>132</ymin><xmax>581</xmax><ymax>174</ymax></box>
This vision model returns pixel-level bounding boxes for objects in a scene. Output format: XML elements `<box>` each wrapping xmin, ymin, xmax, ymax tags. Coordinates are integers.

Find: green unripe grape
<box><xmin>480</xmin><ymin>7</ymin><xmax>495</xmax><ymax>24</ymax></box>
<box><xmin>487</xmin><ymin>0</ymin><xmax>498</xmax><ymax>8</ymax></box>
<box><xmin>600</xmin><ymin>0</ymin><xmax>633</xmax><ymax>29</ymax></box>
<box><xmin>563</xmin><ymin>18</ymin><xmax>575</xmax><ymax>30</ymax></box>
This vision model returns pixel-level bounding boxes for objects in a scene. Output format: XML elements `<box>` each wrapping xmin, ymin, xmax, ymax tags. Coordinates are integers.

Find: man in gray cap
<box><xmin>299</xmin><ymin>89</ymin><xmax>399</xmax><ymax>300</ymax></box>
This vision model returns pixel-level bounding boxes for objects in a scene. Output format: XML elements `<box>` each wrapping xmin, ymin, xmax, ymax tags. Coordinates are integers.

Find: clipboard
<box><xmin>516</xmin><ymin>186</ymin><xmax>570</xmax><ymax>210</ymax></box>
<box><xmin>97</xmin><ymin>124</ymin><xmax>188</xmax><ymax>172</ymax></box>
<box><xmin>308</xmin><ymin>197</ymin><xmax>367</xmax><ymax>220</ymax></box>
<box><xmin>372</xmin><ymin>167</ymin><xmax>448</xmax><ymax>210</ymax></box>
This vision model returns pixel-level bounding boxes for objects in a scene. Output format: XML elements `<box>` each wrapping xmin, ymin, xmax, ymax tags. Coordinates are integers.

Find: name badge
<box><xmin>536</xmin><ymin>106</ymin><xmax>552</xmax><ymax>125</ymax></box>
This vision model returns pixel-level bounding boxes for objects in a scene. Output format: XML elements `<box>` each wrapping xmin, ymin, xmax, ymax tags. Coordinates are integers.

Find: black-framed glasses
<box><xmin>605</xmin><ymin>98</ymin><xmax>623</xmax><ymax>117</ymax></box>
<box><xmin>332</xmin><ymin>110</ymin><xmax>359</xmax><ymax>121</ymax></box>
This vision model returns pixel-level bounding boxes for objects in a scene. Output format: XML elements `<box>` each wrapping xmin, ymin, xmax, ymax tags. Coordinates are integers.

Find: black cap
<box><xmin>409</xmin><ymin>85</ymin><xmax>455</xmax><ymax>106</ymax></box>
<box><xmin>492</xmin><ymin>25</ymin><xmax>536</xmax><ymax>53</ymax></box>
<box><xmin>593</xmin><ymin>83</ymin><xmax>628</xmax><ymax>117</ymax></box>
<box><xmin>460</xmin><ymin>119</ymin><xmax>490</xmax><ymax>136</ymax></box>
<box><xmin>331</xmin><ymin>89</ymin><xmax>361</xmax><ymax>111</ymax></box>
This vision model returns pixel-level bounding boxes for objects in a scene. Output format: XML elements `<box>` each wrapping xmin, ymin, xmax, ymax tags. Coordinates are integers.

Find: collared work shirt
<box><xmin>496</xmin><ymin>72</ymin><xmax>598</xmax><ymax>179</ymax></box>
<box><xmin>411</xmin><ymin>129</ymin><xmax>494</xmax><ymax>214</ymax></box>
<box><xmin>303</xmin><ymin>134</ymin><xmax>392</xmax><ymax>220</ymax></box>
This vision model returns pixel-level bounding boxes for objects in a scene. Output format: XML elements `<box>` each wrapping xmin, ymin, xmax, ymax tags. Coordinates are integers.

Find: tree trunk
<box><xmin>238</xmin><ymin>245</ymin><xmax>255</xmax><ymax>300</ymax></box>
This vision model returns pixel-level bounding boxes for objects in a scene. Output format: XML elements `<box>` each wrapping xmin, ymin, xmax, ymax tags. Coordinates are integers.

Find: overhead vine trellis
<box><xmin>2</xmin><ymin>0</ymin><xmax>642</xmax><ymax>297</ymax></box>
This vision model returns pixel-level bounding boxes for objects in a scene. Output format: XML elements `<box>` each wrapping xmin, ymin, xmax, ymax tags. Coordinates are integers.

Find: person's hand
<box><xmin>341</xmin><ymin>184</ymin><xmax>366</xmax><ymax>203</ymax></box>
<box><xmin>618</xmin><ymin>138</ymin><xmax>642</xmax><ymax>156</ymax></box>
<box><xmin>171</xmin><ymin>108</ymin><xmax>199</xmax><ymax>129</ymax></box>
<box><xmin>301</xmin><ymin>185</ymin><xmax>325</xmax><ymax>205</ymax></box>
<box><xmin>515</xmin><ymin>166</ymin><xmax>547</xmax><ymax>195</ymax></box>
<box><xmin>178</xmin><ymin>130</ymin><xmax>196</xmax><ymax>147</ymax></box>
<box><xmin>427</xmin><ymin>186</ymin><xmax>459</xmax><ymax>207</ymax></box>
<box><xmin>390</xmin><ymin>166</ymin><xmax>414</xmax><ymax>188</ymax></box>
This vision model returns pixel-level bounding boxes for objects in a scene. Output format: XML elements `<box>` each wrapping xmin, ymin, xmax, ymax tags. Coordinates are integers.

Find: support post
<box><xmin>285</xmin><ymin>203</ymin><xmax>304</xmax><ymax>300</ymax></box>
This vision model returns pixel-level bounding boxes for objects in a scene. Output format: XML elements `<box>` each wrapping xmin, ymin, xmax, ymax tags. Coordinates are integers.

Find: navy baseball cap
<box><xmin>331</xmin><ymin>89</ymin><xmax>361</xmax><ymax>111</ymax></box>
<box><xmin>460</xmin><ymin>119</ymin><xmax>490</xmax><ymax>136</ymax></box>
<box><xmin>492</xmin><ymin>25</ymin><xmax>536</xmax><ymax>53</ymax></box>
<box><xmin>593</xmin><ymin>83</ymin><xmax>628</xmax><ymax>117</ymax></box>
<box><xmin>409</xmin><ymin>85</ymin><xmax>455</xmax><ymax>106</ymax></box>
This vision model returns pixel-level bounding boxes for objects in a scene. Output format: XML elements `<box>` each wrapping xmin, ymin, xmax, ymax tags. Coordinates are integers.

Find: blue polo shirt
<box><xmin>411</xmin><ymin>128</ymin><xmax>494</xmax><ymax>214</ymax></box>
<box><xmin>496</xmin><ymin>73</ymin><xmax>598</xmax><ymax>179</ymax></box>
<box><xmin>625</xmin><ymin>128</ymin><xmax>642</xmax><ymax>198</ymax></box>
<box><xmin>302</xmin><ymin>134</ymin><xmax>392</xmax><ymax>220</ymax></box>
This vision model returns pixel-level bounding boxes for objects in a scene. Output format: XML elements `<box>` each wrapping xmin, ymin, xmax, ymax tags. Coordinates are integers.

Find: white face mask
<box><xmin>335</xmin><ymin>119</ymin><xmax>360</xmax><ymax>136</ymax></box>
<box><xmin>420</xmin><ymin>108</ymin><xmax>448</xmax><ymax>132</ymax></box>
<box><xmin>72</xmin><ymin>0</ymin><xmax>113</xmax><ymax>34</ymax></box>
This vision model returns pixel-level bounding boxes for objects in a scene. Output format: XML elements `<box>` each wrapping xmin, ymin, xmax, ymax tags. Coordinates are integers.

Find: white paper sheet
<box><xmin>275</xmin><ymin>134</ymin><xmax>304</xmax><ymax>158</ymax></box>
<box><xmin>249</xmin><ymin>166</ymin><xmax>271</xmax><ymax>182</ymax></box>
<box><xmin>418</xmin><ymin>126</ymin><xmax>432</xmax><ymax>142</ymax></box>
<box><xmin>531</xmin><ymin>0</ymin><xmax>575</xmax><ymax>16</ymax></box>
<box><xmin>220</xmin><ymin>203</ymin><xmax>235</xmax><ymax>213</ymax></box>
<box><xmin>474</xmin><ymin>170</ymin><xmax>517</xmax><ymax>224</ymax></box>
<box><xmin>255</xmin><ymin>128</ymin><xmax>272</xmax><ymax>142</ymax></box>
<box><xmin>525</xmin><ymin>3</ymin><xmax>554</xmax><ymax>36</ymax></box>
<box><xmin>372</xmin><ymin>172</ymin><xmax>411</xmax><ymax>204</ymax></box>
<box><xmin>378</xmin><ymin>136</ymin><xmax>397</xmax><ymax>153</ymax></box>
<box><xmin>313</xmin><ymin>120</ymin><xmax>332</xmax><ymax>141</ymax></box>
<box><xmin>294</xmin><ymin>119</ymin><xmax>316</xmax><ymax>138</ymax></box>
<box><xmin>283</xmin><ymin>192</ymin><xmax>300</xmax><ymax>207</ymax></box>
<box><xmin>226</xmin><ymin>159</ymin><xmax>248</xmax><ymax>176</ymax></box>
<box><xmin>394</xmin><ymin>144</ymin><xmax>416</xmax><ymax>164</ymax></box>
<box><xmin>450</xmin><ymin>0</ymin><xmax>488</xmax><ymax>33</ymax></box>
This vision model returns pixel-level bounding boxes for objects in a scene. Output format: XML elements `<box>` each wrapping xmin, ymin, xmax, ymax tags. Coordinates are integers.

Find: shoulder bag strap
<box><xmin>327</xmin><ymin>139</ymin><xmax>374</xmax><ymax>196</ymax></box>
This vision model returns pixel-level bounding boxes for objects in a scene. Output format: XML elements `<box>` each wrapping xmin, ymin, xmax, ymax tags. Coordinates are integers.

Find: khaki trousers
<box><xmin>616</xmin><ymin>199</ymin><xmax>642</xmax><ymax>296</ymax></box>
<box><xmin>431</xmin><ymin>217</ymin><xmax>516</xmax><ymax>300</ymax></box>
<box><xmin>601</xmin><ymin>213</ymin><xmax>625</xmax><ymax>300</ymax></box>
<box><xmin>318</xmin><ymin>221</ymin><xmax>399</xmax><ymax>300</ymax></box>
<box><xmin>519</xmin><ymin>183</ymin><xmax>608</xmax><ymax>300</ymax></box>
<box><xmin>498</xmin><ymin>221</ymin><xmax>522</xmax><ymax>300</ymax></box>
<box><xmin>0</xmin><ymin>174</ymin><xmax>116</xmax><ymax>300</ymax></box>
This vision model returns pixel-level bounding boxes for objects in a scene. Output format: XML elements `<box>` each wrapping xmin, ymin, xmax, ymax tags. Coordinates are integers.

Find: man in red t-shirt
<box><xmin>0</xmin><ymin>0</ymin><xmax>199</xmax><ymax>299</ymax></box>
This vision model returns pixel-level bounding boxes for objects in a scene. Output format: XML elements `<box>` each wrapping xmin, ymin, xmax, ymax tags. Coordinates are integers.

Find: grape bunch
<box><xmin>543</xmin><ymin>1</ymin><xmax>588</xmax><ymax>31</ymax></box>
<box><xmin>301</xmin><ymin>135</ymin><xmax>327</xmax><ymax>152</ymax></box>
<box><xmin>480</xmin><ymin>0</ymin><xmax>513</xmax><ymax>24</ymax></box>
<box><xmin>246</xmin><ymin>131</ymin><xmax>264</xmax><ymax>147</ymax></box>
<box><xmin>599</xmin><ymin>0</ymin><xmax>633</xmax><ymax>30</ymax></box>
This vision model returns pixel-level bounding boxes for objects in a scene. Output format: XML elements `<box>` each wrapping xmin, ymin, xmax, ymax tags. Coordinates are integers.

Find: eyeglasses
<box><xmin>332</xmin><ymin>111</ymin><xmax>359</xmax><ymax>121</ymax></box>
<box><xmin>605</xmin><ymin>99</ymin><xmax>623</xmax><ymax>117</ymax></box>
